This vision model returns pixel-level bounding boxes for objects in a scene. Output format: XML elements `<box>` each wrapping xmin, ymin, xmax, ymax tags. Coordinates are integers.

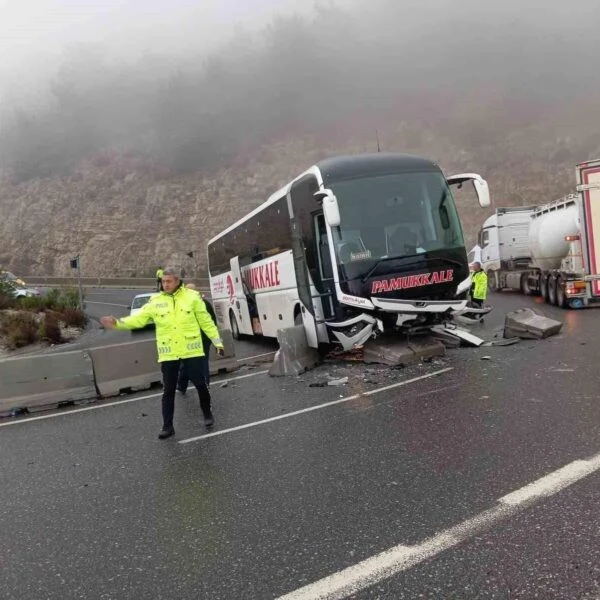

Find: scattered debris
<box><xmin>327</xmin><ymin>377</ymin><xmax>348</xmax><ymax>386</ymax></box>
<box><xmin>220</xmin><ymin>382</ymin><xmax>228</xmax><ymax>388</ymax></box>
<box><xmin>482</xmin><ymin>337</ymin><xmax>520</xmax><ymax>347</ymax></box>
<box><xmin>480</xmin><ymin>356</ymin><xmax>492</xmax><ymax>361</ymax></box>
<box><xmin>324</xmin><ymin>346</ymin><xmax>364</xmax><ymax>362</ymax></box>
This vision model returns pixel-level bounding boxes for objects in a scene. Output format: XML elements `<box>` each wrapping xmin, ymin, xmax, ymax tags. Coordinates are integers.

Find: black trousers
<box><xmin>178</xmin><ymin>350</ymin><xmax>210</xmax><ymax>391</ymax></box>
<box><xmin>471</xmin><ymin>298</ymin><xmax>484</xmax><ymax>308</ymax></box>
<box><xmin>161</xmin><ymin>357</ymin><xmax>212</xmax><ymax>428</ymax></box>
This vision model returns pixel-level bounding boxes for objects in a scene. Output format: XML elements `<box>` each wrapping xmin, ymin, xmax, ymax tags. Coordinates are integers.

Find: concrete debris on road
<box><xmin>503</xmin><ymin>308</ymin><xmax>563</xmax><ymax>340</ymax></box>
<box><xmin>363</xmin><ymin>336</ymin><xmax>445</xmax><ymax>367</ymax></box>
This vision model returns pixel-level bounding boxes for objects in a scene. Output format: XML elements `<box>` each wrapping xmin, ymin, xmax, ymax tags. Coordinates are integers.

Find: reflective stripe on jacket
<box><xmin>471</xmin><ymin>270</ymin><xmax>488</xmax><ymax>300</ymax></box>
<box><xmin>115</xmin><ymin>285</ymin><xmax>222</xmax><ymax>362</ymax></box>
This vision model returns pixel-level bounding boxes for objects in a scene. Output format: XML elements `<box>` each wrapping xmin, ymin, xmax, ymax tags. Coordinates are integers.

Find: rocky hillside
<box><xmin>2</xmin><ymin>101</ymin><xmax>599</xmax><ymax>277</ymax></box>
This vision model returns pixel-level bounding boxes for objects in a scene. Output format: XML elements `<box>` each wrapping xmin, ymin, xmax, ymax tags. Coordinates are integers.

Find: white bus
<box><xmin>208</xmin><ymin>153</ymin><xmax>490</xmax><ymax>350</ymax></box>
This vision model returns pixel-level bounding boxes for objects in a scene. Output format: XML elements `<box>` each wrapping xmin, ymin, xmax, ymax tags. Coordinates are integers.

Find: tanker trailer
<box><xmin>478</xmin><ymin>159</ymin><xmax>600</xmax><ymax>308</ymax></box>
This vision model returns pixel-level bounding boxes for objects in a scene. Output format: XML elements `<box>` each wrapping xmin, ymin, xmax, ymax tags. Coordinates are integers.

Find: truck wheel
<box><xmin>229</xmin><ymin>311</ymin><xmax>240</xmax><ymax>340</ymax></box>
<box><xmin>487</xmin><ymin>270</ymin><xmax>498</xmax><ymax>292</ymax></box>
<box><xmin>548</xmin><ymin>276</ymin><xmax>558</xmax><ymax>306</ymax></box>
<box><xmin>520</xmin><ymin>274</ymin><xmax>532</xmax><ymax>296</ymax></box>
<box><xmin>556</xmin><ymin>277</ymin><xmax>568</xmax><ymax>308</ymax></box>
<box><xmin>540</xmin><ymin>275</ymin><xmax>549</xmax><ymax>301</ymax></box>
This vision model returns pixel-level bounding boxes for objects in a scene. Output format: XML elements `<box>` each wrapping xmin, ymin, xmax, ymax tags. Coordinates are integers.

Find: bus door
<box><xmin>315</xmin><ymin>213</ymin><xmax>336</xmax><ymax>320</ymax></box>
<box><xmin>229</xmin><ymin>256</ymin><xmax>256</xmax><ymax>335</ymax></box>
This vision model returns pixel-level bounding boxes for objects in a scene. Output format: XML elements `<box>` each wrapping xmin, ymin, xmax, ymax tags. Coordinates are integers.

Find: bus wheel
<box><xmin>229</xmin><ymin>311</ymin><xmax>240</xmax><ymax>340</ymax></box>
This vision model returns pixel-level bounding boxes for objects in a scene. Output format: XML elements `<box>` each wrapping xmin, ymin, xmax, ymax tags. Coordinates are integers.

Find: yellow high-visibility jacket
<box><xmin>156</xmin><ymin>268</ymin><xmax>164</xmax><ymax>279</ymax></box>
<box><xmin>471</xmin><ymin>270</ymin><xmax>488</xmax><ymax>301</ymax></box>
<box><xmin>115</xmin><ymin>285</ymin><xmax>222</xmax><ymax>362</ymax></box>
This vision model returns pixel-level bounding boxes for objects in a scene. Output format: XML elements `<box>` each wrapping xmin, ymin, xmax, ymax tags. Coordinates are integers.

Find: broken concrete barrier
<box><xmin>363</xmin><ymin>336</ymin><xmax>445</xmax><ymax>366</ymax></box>
<box><xmin>503</xmin><ymin>308</ymin><xmax>563</xmax><ymax>340</ymax></box>
<box><xmin>269</xmin><ymin>325</ymin><xmax>320</xmax><ymax>377</ymax></box>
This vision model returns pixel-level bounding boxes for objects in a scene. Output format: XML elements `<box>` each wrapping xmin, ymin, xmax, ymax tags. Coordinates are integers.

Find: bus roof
<box><xmin>208</xmin><ymin>153</ymin><xmax>441</xmax><ymax>245</ymax></box>
<box><xmin>316</xmin><ymin>153</ymin><xmax>439</xmax><ymax>183</ymax></box>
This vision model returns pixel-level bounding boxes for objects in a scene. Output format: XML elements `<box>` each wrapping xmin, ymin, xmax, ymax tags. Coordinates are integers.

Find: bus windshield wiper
<box><xmin>360</xmin><ymin>257</ymin><xmax>392</xmax><ymax>283</ymax></box>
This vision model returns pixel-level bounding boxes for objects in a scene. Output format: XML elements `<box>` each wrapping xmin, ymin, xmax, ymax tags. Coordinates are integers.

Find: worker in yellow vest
<box><xmin>155</xmin><ymin>267</ymin><xmax>164</xmax><ymax>291</ymax></box>
<box><xmin>470</xmin><ymin>262</ymin><xmax>488</xmax><ymax>308</ymax></box>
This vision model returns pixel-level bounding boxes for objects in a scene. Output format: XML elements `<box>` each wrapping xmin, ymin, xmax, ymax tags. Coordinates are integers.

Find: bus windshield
<box><xmin>329</xmin><ymin>170</ymin><xmax>465</xmax><ymax>278</ymax></box>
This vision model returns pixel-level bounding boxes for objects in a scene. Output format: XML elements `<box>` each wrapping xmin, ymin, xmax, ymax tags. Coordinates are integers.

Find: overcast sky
<box><xmin>0</xmin><ymin>0</ymin><xmax>312</xmax><ymax>100</ymax></box>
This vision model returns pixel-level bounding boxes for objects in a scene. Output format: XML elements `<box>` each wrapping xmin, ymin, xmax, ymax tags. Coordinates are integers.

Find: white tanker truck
<box><xmin>478</xmin><ymin>159</ymin><xmax>600</xmax><ymax>308</ymax></box>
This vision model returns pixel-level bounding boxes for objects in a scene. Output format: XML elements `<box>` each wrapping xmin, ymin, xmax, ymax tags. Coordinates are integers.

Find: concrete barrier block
<box><xmin>0</xmin><ymin>350</ymin><xmax>96</xmax><ymax>415</ymax></box>
<box><xmin>208</xmin><ymin>329</ymin><xmax>238</xmax><ymax>375</ymax></box>
<box><xmin>504</xmin><ymin>308</ymin><xmax>563</xmax><ymax>339</ymax></box>
<box><xmin>209</xmin><ymin>357</ymin><xmax>239</xmax><ymax>376</ymax></box>
<box><xmin>209</xmin><ymin>329</ymin><xmax>235</xmax><ymax>360</ymax></box>
<box><xmin>89</xmin><ymin>339</ymin><xmax>162</xmax><ymax>397</ymax></box>
<box><xmin>269</xmin><ymin>325</ymin><xmax>320</xmax><ymax>377</ymax></box>
<box><xmin>363</xmin><ymin>336</ymin><xmax>445</xmax><ymax>366</ymax></box>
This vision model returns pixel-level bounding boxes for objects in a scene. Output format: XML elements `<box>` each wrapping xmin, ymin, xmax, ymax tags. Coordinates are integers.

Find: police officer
<box><xmin>470</xmin><ymin>262</ymin><xmax>488</xmax><ymax>308</ymax></box>
<box><xmin>100</xmin><ymin>267</ymin><xmax>224</xmax><ymax>440</ymax></box>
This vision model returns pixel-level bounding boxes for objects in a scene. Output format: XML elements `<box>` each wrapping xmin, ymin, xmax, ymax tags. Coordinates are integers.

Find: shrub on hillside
<box><xmin>0</xmin><ymin>313</ymin><xmax>39</xmax><ymax>349</ymax></box>
<box><xmin>44</xmin><ymin>287</ymin><xmax>82</xmax><ymax>311</ymax></box>
<box><xmin>17</xmin><ymin>296</ymin><xmax>46</xmax><ymax>312</ymax></box>
<box><xmin>59</xmin><ymin>287</ymin><xmax>82</xmax><ymax>309</ymax></box>
<box><xmin>60</xmin><ymin>307</ymin><xmax>88</xmax><ymax>329</ymax></box>
<box><xmin>0</xmin><ymin>279</ymin><xmax>16</xmax><ymax>310</ymax></box>
<box><xmin>39</xmin><ymin>311</ymin><xmax>63</xmax><ymax>344</ymax></box>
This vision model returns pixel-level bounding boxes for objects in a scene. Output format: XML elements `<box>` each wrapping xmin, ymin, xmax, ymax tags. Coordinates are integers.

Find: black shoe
<box><xmin>158</xmin><ymin>426</ymin><xmax>175</xmax><ymax>439</ymax></box>
<box><xmin>203</xmin><ymin>411</ymin><xmax>214</xmax><ymax>428</ymax></box>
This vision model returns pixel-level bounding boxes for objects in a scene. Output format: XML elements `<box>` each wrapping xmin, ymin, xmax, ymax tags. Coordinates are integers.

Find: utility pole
<box><xmin>70</xmin><ymin>255</ymin><xmax>84</xmax><ymax>310</ymax></box>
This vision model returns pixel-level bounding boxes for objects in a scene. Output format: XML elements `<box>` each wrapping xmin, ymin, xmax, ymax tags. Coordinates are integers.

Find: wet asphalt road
<box><xmin>2</xmin><ymin>291</ymin><xmax>600</xmax><ymax>599</ymax></box>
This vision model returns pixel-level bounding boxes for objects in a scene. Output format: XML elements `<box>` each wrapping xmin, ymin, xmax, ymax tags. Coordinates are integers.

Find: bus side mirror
<box><xmin>473</xmin><ymin>178</ymin><xmax>491</xmax><ymax>208</ymax></box>
<box><xmin>314</xmin><ymin>189</ymin><xmax>341</xmax><ymax>227</ymax></box>
<box><xmin>447</xmin><ymin>173</ymin><xmax>491</xmax><ymax>208</ymax></box>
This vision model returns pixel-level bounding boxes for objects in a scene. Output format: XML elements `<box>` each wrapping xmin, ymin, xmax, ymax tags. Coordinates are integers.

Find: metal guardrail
<box><xmin>24</xmin><ymin>276</ymin><xmax>211</xmax><ymax>290</ymax></box>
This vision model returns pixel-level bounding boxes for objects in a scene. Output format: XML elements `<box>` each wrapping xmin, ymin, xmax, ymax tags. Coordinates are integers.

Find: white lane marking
<box><xmin>499</xmin><ymin>455</ymin><xmax>600</xmax><ymax>505</ymax></box>
<box><xmin>276</xmin><ymin>451</ymin><xmax>600</xmax><ymax>600</ymax></box>
<box><xmin>85</xmin><ymin>301</ymin><xmax>130</xmax><ymax>308</ymax></box>
<box><xmin>0</xmin><ymin>370</ymin><xmax>269</xmax><ymax>428</ymax></box>
<box><xmin>178</xmin><ymin>368</ymin><xmax>453</xmax><ymax>444</ymax></box>
<box><xmin>236</xmin><ymin>351</ymin><xmax>276</xmax><ymax>363</ymax></box>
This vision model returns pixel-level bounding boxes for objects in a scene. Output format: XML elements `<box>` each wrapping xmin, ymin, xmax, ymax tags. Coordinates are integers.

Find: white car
<box><xmin>130</xmin><ymin>292</ymin><xmax>155</xmax><ymax>316</ymax></box>
<box><xmin>1</xmin><ymin>271</ymin><xmax>41</xmax><ymax>298</ymax></box>
<box><xmin>13</xmin><ymin>286</ymin><xmax>42</xmax><ymax>298</ymax></box>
